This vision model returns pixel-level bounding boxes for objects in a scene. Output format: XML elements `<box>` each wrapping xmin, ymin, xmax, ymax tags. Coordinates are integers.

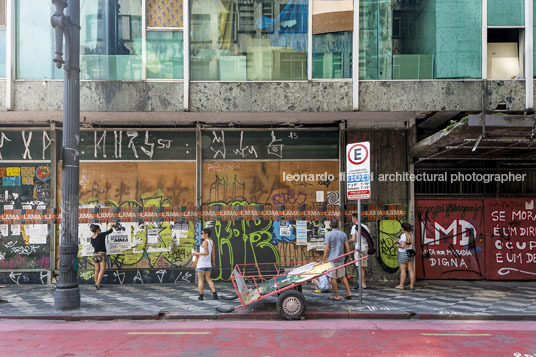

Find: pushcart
<box><xmin>216</xmin><ymin>249</ymin><xmax>367</xmax><ymax>320</ymax></box>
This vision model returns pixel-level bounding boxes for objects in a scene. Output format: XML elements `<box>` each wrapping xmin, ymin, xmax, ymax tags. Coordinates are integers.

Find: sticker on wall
<box><xmin>327</xmin><ymin>191</ymin><xmax>340</xmax><ymax>205</ymax></box>
<box><xmin>148</xmin><ymin>228</ymin><xmax>159</xmax><ymax>244</ymax></box>
<box><xmin>296</xmin><ymin>220</ymin><xmax>307</xmax><ymax>246</ymax></box>
<box><xmin>2</xmin><ymin>176</ymin><xmax>21</xmax><ymax>186</ymax></box>
<box><xmin>0</xmin><ymin>224</ymin><xmax>8</xmax><ymax>237</ymax></box>
<box><xmin>0</xmin><ymin>168</ymin><xmax>6</xmax><ymax>177</ymax></box>
<box><xmin>27</xmin><ymin>224</ymin><xmax>47</xmax><ymax>244</ymax></box>
<box><xmin>22</xmin><ymin>176</ymin><xmax>34</xmax><ymax>185</ymax></box>
<box><xmin>6</xmin><ymin>167</ymin><xmax>20</xmax><ymax>176</ymax></box>
<box><xmin>21</xmin><ymin>167</ymin><xmax>35</xmax><ymax>177</ymax></box>
<box><xmin>11</xmin><ymin>224</ymin><xmax>21</xmax><ymax>236</ymax></box>
<box><xmin>36</xmin><ymin>165</ymin><xmax>51</xmax><ymax>181</ymax></box>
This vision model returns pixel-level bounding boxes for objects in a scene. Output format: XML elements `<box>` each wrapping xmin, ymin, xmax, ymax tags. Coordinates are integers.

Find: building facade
<box><xmin>0</xmin><ymin>0</ymin><xmax>535</xmax><ymax>285</ymax></box>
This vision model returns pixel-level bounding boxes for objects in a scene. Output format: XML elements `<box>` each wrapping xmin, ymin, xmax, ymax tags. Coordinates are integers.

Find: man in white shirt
<box><xmin>349</xmin><ymin>213</ymin><xmax>370</xmax><ymax>290</ymax></box>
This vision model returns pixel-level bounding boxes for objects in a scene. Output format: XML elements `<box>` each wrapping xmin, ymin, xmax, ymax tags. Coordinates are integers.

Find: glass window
<box><xmin>359</xmin><ymin>0</ymin><xmax>482</xmax><ymax>80</ymax></box>
<box><xmin>190</xmin><ymin>0</ymin><xmax>308</xmax><ymax>81</ymax></box>
<box><xmin>147</xmin><ymin>31</ymin><xmax>184</xmax><ymax>79</ymax></box>
<box><xmin>488</xmin><ymin>0</ymin><xmax>524</xmax><ymax>27</ymax></box>
<box><xmin>0</xmin><ymin>29</ymin><xmax>5</xmax><ymax>78</ymax></box>
<box><xmin>313</xmin><ymin>32</ymin><xmax>352</xmax><ymax>78</ymax></box>
<box><xmin>311</xmin><ymin>0</ymin><xmax>352</xmax><ymax>79</ymax></box>
<box><xmin>146</xmin><ymin>0</ymin><xmax>184</xmax><ymax>80</ymax></box>
<box><xmin>16</xmin><ymin>0</ymin><xmax>63</xmax><ymax>79</ymax></box>
<box><xmin>80</xmin><ymin>0</ymin><xmax>143</xmax><ymax>80</ymax></box>
<box><xmin>0</xmin><ymin>0</ymin><xmax>4</xmax><ymax>78</ymax></box>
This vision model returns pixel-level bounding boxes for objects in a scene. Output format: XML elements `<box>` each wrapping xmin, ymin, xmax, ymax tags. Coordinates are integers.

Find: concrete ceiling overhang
<box><xmin>411</xmin><ymin>113</ymin><xmax>536</xmax><ymax>162</ymax></box>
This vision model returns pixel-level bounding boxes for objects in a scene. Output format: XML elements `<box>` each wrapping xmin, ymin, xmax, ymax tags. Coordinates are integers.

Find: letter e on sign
<box><xmin>346</xmin><ymin>142</ymin><xmax>371</xmax><ymax>200</ymax></box>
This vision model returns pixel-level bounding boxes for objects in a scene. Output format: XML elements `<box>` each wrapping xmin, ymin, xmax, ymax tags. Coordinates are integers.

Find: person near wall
<box><xmin>90</xmin><ymin>223</ymin><xmax>114</xmax><ymax>290</ymax></box>
<box><xmin>192</xmin><ymin>228</ymin><xmax>218</xmax><ymax>301</ymax></box>
<box><xmin>349</xmin><ymin>213</ymin><xmax>370</xmax><ymax>290</ymax></box>
<box><xmin>323</xmin><ymin>219</ymin><xmax>352</xmax><ymax>300</ymax></box>
<box><xmin>394</xmin><ymin>222</ymin><xmax>416</xmax><ymax>290</ymax></box>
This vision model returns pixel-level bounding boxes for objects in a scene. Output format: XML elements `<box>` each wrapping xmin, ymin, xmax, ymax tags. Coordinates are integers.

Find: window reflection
<box><xmin>80</xmin><ymin>0</ymin><xmax>142</xmax><ymax>80</ymax></box>
<box><xmin>0</xmin><ymin>29</ymin><xmax>5</xmax><ymax>78</ymax></box>
<box><xmin>16</xmin><ymin>0</ymin><xmax>63</xmax><ymax>79</ymax></box>
<box><xmin>359</xmin><ymin>0</ymin><xmax>482</xmax><ymax>80</ymax></box>
<box><xmin>147</xmin><ymin>31</ymin><xmax>184</xmax><ymax>79</ymax></box>
<box><xmin>190</xmin><ymin>0</ymin><xmax>308</xmax><ymax>81</ymax></box>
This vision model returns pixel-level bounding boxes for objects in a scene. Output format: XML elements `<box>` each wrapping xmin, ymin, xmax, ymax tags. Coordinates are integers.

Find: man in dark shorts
<box><xmin>323</xmin><ymin>219</ymin><xmax>352</xmax><ymax>300</ymax></box>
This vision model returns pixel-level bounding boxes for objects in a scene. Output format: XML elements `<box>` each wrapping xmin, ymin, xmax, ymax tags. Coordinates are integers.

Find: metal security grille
<box><xmin>415</xmin><ymin>168</ymin><xmax>536</xmax><ymax>197</ymax></box>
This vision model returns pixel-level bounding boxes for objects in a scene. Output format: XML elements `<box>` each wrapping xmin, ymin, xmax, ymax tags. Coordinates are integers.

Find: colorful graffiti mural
<box><xmin>378</xmin><ymin>220</ymin><xmax>401</xmax><ymax>274</ymax></box>
<box><xmin>0</xmin><ymin>163</ymin><xmax>52</xmax><ymax>270</ymax></box>
<box><xmin>415</xmin><ymin>200</ymin><xmax>485</xmax><ymax>279</ymax></box>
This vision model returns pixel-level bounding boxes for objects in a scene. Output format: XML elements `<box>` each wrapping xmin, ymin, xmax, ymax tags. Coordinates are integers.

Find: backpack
<box><xmin>354</xmin><ymin>224</ymin><xmax>376</xmax><ymax>255</ymax></box>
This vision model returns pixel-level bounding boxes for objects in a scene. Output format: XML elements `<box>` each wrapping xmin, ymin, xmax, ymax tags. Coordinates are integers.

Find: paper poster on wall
<box><xmin>0</xmin><ymin>224</ymin><xmax>8</xmax><ymax>237</ymax></box>
<box><xmin>279</xmin><ymin>220</ymin><xmax>291</xmax><ymax>236</ymax></box>
<box><xmin>306</xmin><ymin>220</ymin><xmax>329</xmax><ymax>251</ymax></box>
<box><xmin>106</xmin><ymin>232</ymin><xmax>131</xmax><ymax>255</ymax></box>
<box><xmin>11</xmin><ymin>224</ymin><xmax>21</xmax><ymax>236</ymax></box>
<box><xmin>27</xmin><ymin>224</ymin><xmax>47</xmax><ymax>244</ymax></box>
<box><xmin>148</xmin><ymin>228</ymin><xmax>159</xmax><ymax>244</ymax></box>
<box><xmin>172</xmin><ymin>222</ymin><xmax>189</xmax><ymax>245</ymax></box>
<box><xmin>78</xmin><ymin>229</ymin><xmax>94</xmax><ymax>257</ymax></box>
<box><xmin>296</xmin><ymin>221</ymin><xmax>307</xmax><ymax>246</ymax></box>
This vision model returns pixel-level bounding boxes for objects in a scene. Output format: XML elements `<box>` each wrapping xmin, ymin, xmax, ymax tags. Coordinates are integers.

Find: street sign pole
<box><xmin>346</xmin><ymin>141</ymin><xmax>371</xmax><ymax>305</ymax></box>
<box><xmin>357</xmin><ymin>198</ymin><xmax>362</xmax><ymax>304</ymax></box>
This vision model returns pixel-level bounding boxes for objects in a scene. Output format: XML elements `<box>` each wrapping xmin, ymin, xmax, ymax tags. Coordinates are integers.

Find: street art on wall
<box><xmin>0</xmin><ymin>163</ymin><xmax>52</xmax><ymax>271</ymax></box>
<box><xmin>78</xmin><ymin>221</ymin><xmax>197</xmax><ymax>270</ymax></box>
<box><xmin>485</xmin><ymin>198</ymin><xmax>536</xmax><ymax>280</ymax></box>
<box><xmin>415</xmin><ymin>200</ymin><xmax>485</xmax><ymax>279</ymax></box>
<box><xmin>203</xmin><ymin>160</ymin><xmax>339</xmax><ymax>205</ymax></box>
<box><xmin>378</xmin><ymin>220</ymin><xmax>401</xmax><ymax>274</ymax></box>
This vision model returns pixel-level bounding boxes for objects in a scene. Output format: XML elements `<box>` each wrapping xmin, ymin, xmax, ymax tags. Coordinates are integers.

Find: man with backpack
<box><xmin>349</xmin><ymin>213</ymin><xmax>374</xmax><ymax>290</ymax></box>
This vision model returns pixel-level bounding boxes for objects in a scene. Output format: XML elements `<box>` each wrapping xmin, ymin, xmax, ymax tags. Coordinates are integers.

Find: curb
<box><xmin>1</xmin><ymin>312</ymin><xmax>536</xmax><ymax>321</ymax></box>
<box><xmin>415</xmin><ymin>313</ymin><xmax>536</xmax><ymax>321</ymax></box>
<box><xmin>0</xmin><ymin>314</ymin><xmax>160</xmax><ymax>321</ymax></box>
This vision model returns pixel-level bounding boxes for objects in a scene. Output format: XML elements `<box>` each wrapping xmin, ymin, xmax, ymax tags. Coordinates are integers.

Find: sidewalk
<box><xmin>1</xmin><ymin>280</ymin><xmax>536</xmax><ymax>321</ymax></box>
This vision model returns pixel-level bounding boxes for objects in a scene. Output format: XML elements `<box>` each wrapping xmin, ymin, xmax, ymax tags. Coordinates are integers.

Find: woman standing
<box><xmin>394</xmin><ymin>222</ymin><xmax>416</xmax><ymax>290</ymax></box>
<box><xmin>192</xmin><ymin>228</ymin><xmax>218</xmax><ymax>301</ymax></box>
<box><xmin>90</xmin><ymin>224</ymin><xmax>114</xmax><ymax>290</ymax></box>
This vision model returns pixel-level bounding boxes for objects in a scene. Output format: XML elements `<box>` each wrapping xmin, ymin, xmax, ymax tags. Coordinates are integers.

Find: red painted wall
<box><xmin>485</xmin><ymin>198</ymin><xmax>536</xmax><ymax>280</ymax></box>
<box><xmin>415</xmin><ymin>200</ymin><xmax>485</xmax><ymax>280</ymax></box>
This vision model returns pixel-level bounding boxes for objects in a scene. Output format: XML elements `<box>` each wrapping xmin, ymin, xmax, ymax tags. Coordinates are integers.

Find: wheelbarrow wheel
<box><xmin>277</xmin><ymin>290</ymin><xmax>306</xmax><ymax>320</ymax></box>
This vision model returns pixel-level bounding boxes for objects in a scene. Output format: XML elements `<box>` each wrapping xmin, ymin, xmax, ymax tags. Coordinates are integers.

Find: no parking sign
<box><xmin>346</xmin><ymin>142</ymin><xmax>371</xmax><ymax>200</ymax></box>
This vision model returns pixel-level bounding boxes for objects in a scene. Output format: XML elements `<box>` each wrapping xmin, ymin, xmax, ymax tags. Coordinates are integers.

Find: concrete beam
<box><xmin>5</xmin><ymin>80</ymin><xmax>531</xmax><ymax>114</ymax></box>
<box><xmin>468</xmin><ymin>113</ymin><xmax>536</xmax><ymax>127</ymax></box>
<box><xmin>418</xmin><ymin>111</ymin><xmax>461</xmax><ymax>129</ymax></box>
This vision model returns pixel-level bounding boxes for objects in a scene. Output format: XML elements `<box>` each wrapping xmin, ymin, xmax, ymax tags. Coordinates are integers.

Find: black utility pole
<box><xmin>51</xmin><ymin>0</ymin><xmax>81</xmax><ymax>310</ymax></box>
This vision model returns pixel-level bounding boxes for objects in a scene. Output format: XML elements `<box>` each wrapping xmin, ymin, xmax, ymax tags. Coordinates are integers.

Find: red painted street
<box><xmin>0</xmin><ymin>319</ymin><xmax>535</xmax><ymax>356</ymax></box>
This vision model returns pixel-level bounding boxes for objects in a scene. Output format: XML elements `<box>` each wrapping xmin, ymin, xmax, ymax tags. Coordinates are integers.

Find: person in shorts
<box><xmin>192</xmin><ymin>228</ymin><xmax>218</xmax><ymax>301</ymax></box>
<box><xmin>323</xmin><ymin>219</ymin><xmax>352</xmax><ymax>300</ymax></box>
<box><xmin>90</xmin><ymin>223</ymin><xmax>114</xmax><ymax>290</ymax></box>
